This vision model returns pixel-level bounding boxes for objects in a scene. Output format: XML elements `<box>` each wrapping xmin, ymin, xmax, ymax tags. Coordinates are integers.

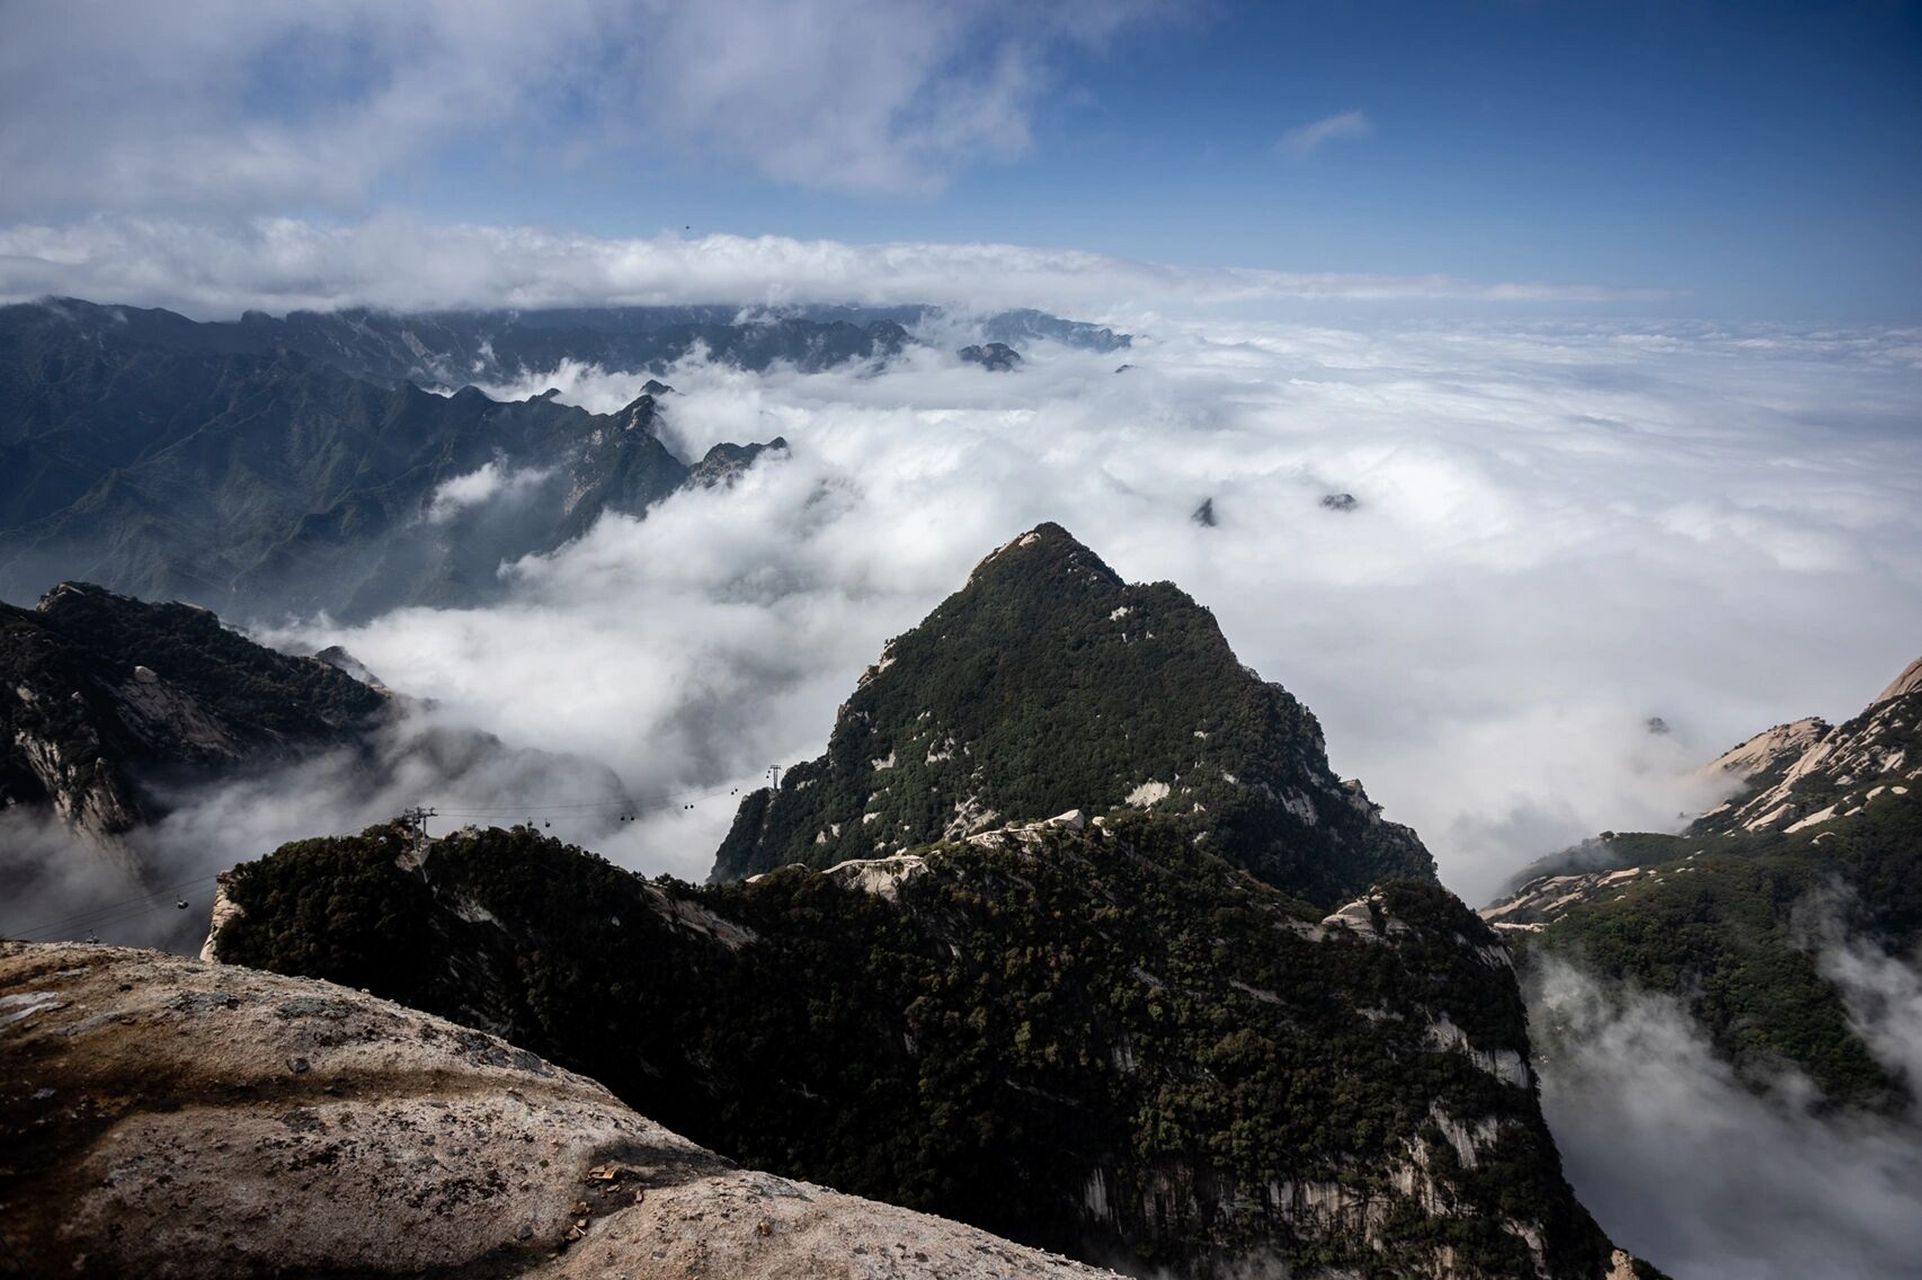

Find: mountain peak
<box><xmin>1682</xmin><ymin>650</ymin><xmax>1922</xmax><ymax>841</ymax></box>
<box><xmin>966</xmin><ymin>522</ymin><xmax>1124</xmax><ymax>590</ymax></box>
<box><xmin>714</xmin><ymin>527</ymin><xmax>1433</xmax><ymax>904</ymax></box>
<box><xmin>36</xmin><ymin>580</ymin><xmax>131</xmax><ymax>612</ymax></box>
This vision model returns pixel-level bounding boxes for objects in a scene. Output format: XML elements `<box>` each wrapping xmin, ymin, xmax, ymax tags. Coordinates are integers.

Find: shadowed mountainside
<box><xmin>0</xmin><ymin>582</ymin><xmax>385</xmax><ymax>863</ymax></box>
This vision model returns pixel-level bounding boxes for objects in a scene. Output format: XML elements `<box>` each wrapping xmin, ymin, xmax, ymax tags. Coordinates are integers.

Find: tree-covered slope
<box><xmin>715</xmin><ymin>523</ymin><xmax>1434</xmax><ymax>908</ymax></box>
<box><xmin>212</xmin><ymin>815</ymin><xmax>1646</xmax><ymax>1280</ymax></box>
<box><xmin>1485</xmin><ymin>661</ymin><xmax>1922</xmax><ymax>1109</ymax></box>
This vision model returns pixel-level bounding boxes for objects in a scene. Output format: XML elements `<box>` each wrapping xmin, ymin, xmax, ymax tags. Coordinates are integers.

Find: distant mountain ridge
<box><xmin>9</xmin><ymin>297</ymin><xmax>1130</xmax><ymax>391</ymax></box>
<box><xmin>0</xmin><ymin>303</ymin><xmax>757</xmax><ymax>617</ymax></box>
<box><xmin>0</xmin><ymin>299</ymin><xmax>1127</xmax><ymax>620</ymax></box>
<box><xmin>715</xmin><ymin>523</ymin><xmax>1435</xmax><ymax>908</ymax></box>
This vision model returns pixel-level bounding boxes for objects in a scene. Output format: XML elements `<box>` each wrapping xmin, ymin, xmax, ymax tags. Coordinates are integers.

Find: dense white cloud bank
<box><xmin>0</xmin><ymin>217</ymin><xmax>1667</xmax><ymax>320</ymax></box>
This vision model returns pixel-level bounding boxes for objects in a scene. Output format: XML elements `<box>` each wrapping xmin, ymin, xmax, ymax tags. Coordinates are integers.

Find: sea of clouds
<box><xmin>247</xmin><ymin>314</ymin><xmax>1922</xmax><ymax>904</ymax></box>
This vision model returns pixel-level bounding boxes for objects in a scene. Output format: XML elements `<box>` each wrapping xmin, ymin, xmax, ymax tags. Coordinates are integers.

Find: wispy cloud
<box><xmin>0</xmin><ymin>216</ymin><xmax>1670</xmax><ymax>318</ymax></box>
<box><xmin>0</xmin><ymin>0</ymin><xmax>1171</xmax><ymax>213</ymax></box>
<box><xmin>1532</xmin><ymin>950</ymin><xmax>1922</xmax><ymax>1279</ymax></box>
<box><xmin>1278</xmin><ymin>108</ymin><xmax>1374</xmax><ymax>157</ymax></box>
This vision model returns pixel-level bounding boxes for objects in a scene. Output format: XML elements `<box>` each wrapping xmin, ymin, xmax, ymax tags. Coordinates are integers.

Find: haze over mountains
<box><xmin>1481</xmin><ymin>659</ymin><xmax>1922</xmax><ymax>1276</ymax></box>
<box><xmin>0</xmin><ymin>299</ymin><xmax>1123</xmax><ymax>620</ymax></box>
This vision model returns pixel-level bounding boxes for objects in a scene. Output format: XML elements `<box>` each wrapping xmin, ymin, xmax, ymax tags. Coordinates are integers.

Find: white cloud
<box><xmin>1800</xmin><ymin>888</ymin><xmax>1922</xmax><ymax>1093</ymax></box>
<box><xmin>0</xmin><ymin>709</ymin><xmax>636</xmax><ymax>953</ymax></box>
<box><xmin>424</xmin><ymin>459</ymin><xmax>554</xmax><ymax>524</ymax></box>
<box><xmin>1532</xmin><ymin>953</ymin><xmax>1922</xmax><ymax>1280</ymax></box>
<box><xmin>0</xmin><ymin>0</ymin><xmax>1169</xmax><ymax>213</ymax></box>
<box><xmin>0</xmin><ymin>216</ymin><xmax>1670</xmax><ymax>320</ymax></box>
<box><xmin>1278</xmin><ymin>108</ymin><xmax>1373</xmax><ymax>157</ymax></box>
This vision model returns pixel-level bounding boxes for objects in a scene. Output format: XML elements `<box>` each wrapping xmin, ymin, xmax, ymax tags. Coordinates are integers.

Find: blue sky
<box><xmin>383</xmin><ymin>1</ymin><xmax>1922</xmax><ymax>320</ymax></box>
<box><xmin>2</xmin><ymin>0</ymin><xmax>1918</xmax><ymax>320</ymax></box>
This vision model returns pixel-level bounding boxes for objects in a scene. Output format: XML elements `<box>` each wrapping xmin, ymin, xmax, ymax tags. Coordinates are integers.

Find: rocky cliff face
<box><xmin>0</xmin><ymin>940</ymin><xmax>1125</xmax><ymax>1280</ymax></box>
<box><xmin>0</xmin><ymin>582</ymin><xmax>386</xmax><ymax>854</ymax></box>
<box><xmin>714</xmin><ymin>524</ymin><xmax>1434</xmax><ymax>908</ymax></box>
<box><xmin>206</xmin><ymin>813</ymin><xmax>1643</xmax><ymax>1277</ymax></box>
<box><xmin>1687</xmin><ymin>663</ymin><xmax>1919</xmax><ymax>838</ymax></box>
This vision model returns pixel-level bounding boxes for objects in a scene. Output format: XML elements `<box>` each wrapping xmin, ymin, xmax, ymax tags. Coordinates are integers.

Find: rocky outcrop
<box><xmin>1873</xmin><ymin>654</ymin><xmax>1922</xmax><ymax>706</ymax></box>
<box><xmin>197</xmin><ymin>872</ymin><xmax>243</xmax><ymax>961</ymax></box>
<box><xmin>1480</xmin><ymin>857</ymin><xmax>1700</xmax><ymax>933</ymax></box>
<box><xmin>0</xmin><ymin>584</ymin><xmax>386</xmax><ymax>853</ymax></box>
<box><xmin>958</xmin><ymin>342</ymin><xmax>1022</xmax><ymax>371</ymax></box>
<box><xmin>0</xmin><ymin>940</ymin><xmax>1122</xmax><ymax>1280</ymax></box>
<box><xmin>819</xmin><ymin>853</ymin><xmax>929</xmax><ymax>901</ymax></box>
<box><xmin>1688</xmin><ymin>656</ymin><xmax>1919</xmax><ymax>837</ymax></box>
<box><xmin>1692</xmin><ymin>716</ymin><xmax>1829</xmax><ymax>789</ymax></box>
<box><xmin>688</xmin><ymin>437</ymin><xmax>790</xmax><ymax>489</ymax></box>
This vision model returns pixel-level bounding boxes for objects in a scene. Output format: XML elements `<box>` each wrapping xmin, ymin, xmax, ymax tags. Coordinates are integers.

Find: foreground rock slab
<box><xmin>0</xmin><ymin>941</ymin><xmax>1120</xmax><ymax>1280</ymax></box>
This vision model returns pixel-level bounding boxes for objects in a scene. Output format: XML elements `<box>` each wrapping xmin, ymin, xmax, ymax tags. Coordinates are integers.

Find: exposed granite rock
<box><xmin>1688</xmin><ymin>658</ymin><xmax>1920</xmax><ymax>837</ymax></box>
<box><xmin>0</xmin><ymin>940</ymin><xmax>1123</xmax><ymax>1280</ymax></box>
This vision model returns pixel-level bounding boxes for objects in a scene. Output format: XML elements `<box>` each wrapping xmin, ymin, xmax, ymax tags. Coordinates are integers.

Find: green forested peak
<box><xmin>962</xmin><ymin>523</ymin><xmax>1126</xmax><ymax>593</ymax></box>
<box><xmin>714</xmin><ymin>523</ymin><xmax>1434</xmax><ymax>904</ymax></box>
